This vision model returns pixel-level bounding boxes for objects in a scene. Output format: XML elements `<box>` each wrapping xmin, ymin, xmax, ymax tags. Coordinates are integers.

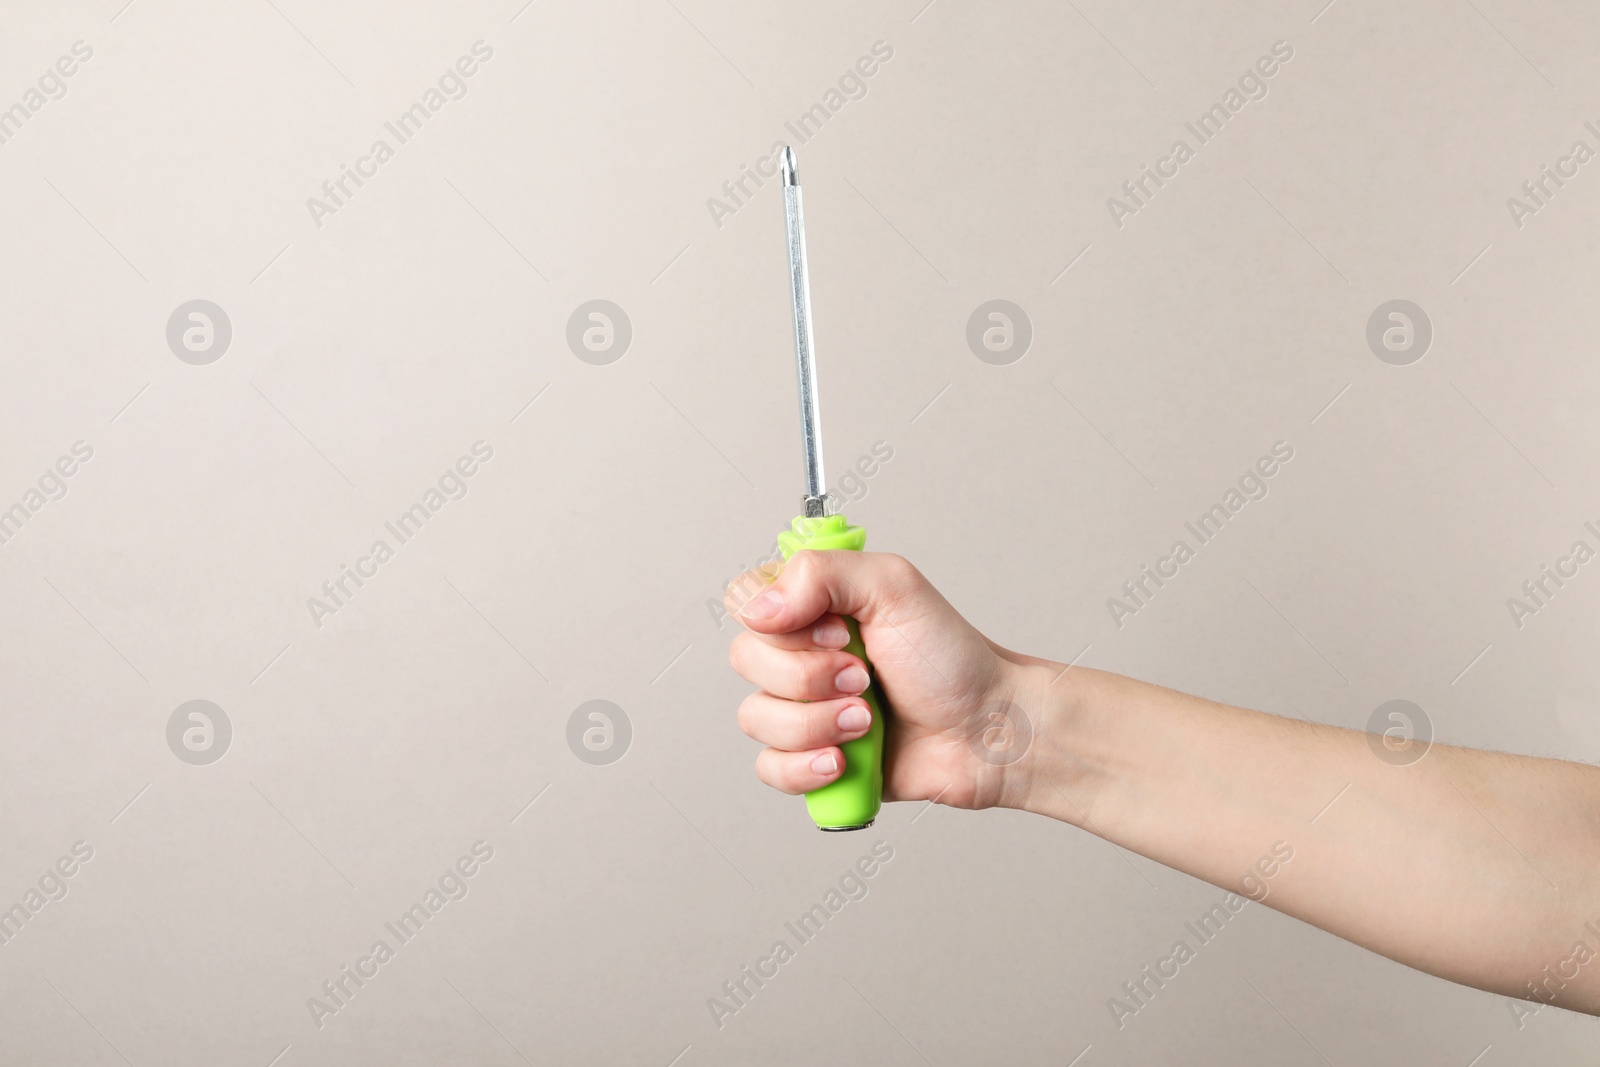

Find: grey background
<box><xmin>1</xmin><ymin>0</ymin><xmax>1598</xmax><ymax>1063</ymax></box>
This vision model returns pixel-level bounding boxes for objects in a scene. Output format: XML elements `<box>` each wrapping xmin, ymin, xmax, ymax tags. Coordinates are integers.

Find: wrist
<box><xmin>996</xmin><ymin>660</ymin><xmax>1109</xmax><ymax>827</ymax></box>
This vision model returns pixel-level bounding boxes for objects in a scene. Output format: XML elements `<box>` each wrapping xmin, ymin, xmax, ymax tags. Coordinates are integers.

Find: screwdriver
<box><xmin>774</xmin><ymin>145</ymin><xmax>887</xmax><ymax>831</ymax></box>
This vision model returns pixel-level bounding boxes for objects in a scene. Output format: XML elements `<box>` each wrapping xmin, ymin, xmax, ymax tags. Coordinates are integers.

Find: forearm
<box><xmin>1012</xmin><ymin>663</ymin><xmax>1600</xmax><ymax>1010</ymax></box>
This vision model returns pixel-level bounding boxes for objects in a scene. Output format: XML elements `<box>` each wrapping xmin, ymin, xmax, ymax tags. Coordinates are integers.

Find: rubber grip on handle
<box><xmin>776</xmin><ymin>514</ymin><xmax>885</xmax><ymax>831</ymax></box>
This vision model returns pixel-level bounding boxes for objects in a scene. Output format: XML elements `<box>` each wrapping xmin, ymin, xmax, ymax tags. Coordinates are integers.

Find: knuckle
<box><xmin>787</xmin><ymin>656</ymin><xmax>812</xmax><ymax>699</ymax></box>
<box><xmin>785</xmin><ymin>702</ymin><xmax>818</xmax><ymax>747</ymax></box>
<box><xmin>786</xmin><ymin>549</ymin><xmax>825</xmax><ymax>586</ymax></box>
<box><xmin>736</xmin><ymin>692</ymin><xmax>761</xmax><ymax>739</ymax></box>
<box><xmin>723</xmin><ymin>575</ymin><xmax>758</xmax><ymax>616</ymax></box>
<box><xmin>755</xmin><ymin>749</ymin><xmax>791</xmax><ymax>791</ymax></box>
<box><xmin>882</xmin><ymin>551</ymin><xmax>920</xmax><ymax>585</ymax></box>
<box><xmin>877</xmin><ymin>552</ymin><xmax>923</xmax><ymax>601</ymax></box>
<box><xmin>728</xmin><ymin>633</ymin><xmax>754</xmax><ymax>677</ymax></box>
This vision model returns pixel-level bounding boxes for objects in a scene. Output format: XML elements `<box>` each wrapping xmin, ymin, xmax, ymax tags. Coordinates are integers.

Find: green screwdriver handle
<box><xmin>776</xmin><ymin>513</ymin><xmax>886</xmax><ymax>831</ymax></box>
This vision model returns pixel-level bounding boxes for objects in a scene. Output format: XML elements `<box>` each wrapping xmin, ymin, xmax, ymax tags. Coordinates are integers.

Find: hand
<box><xmin>725</xmin><ymin>550</ymin><xmax>1043</xmax><ymax>811</ymax></box>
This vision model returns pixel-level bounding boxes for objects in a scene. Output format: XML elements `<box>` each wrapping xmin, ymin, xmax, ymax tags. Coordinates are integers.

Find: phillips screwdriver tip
<box><xmin>781</xmin><ymin>145</ymin><xmax>798</xmax><ymax>187</ymax></box>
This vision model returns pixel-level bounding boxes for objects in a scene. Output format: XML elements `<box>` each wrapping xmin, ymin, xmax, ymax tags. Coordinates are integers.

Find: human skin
<box><xmin>725</xmin><ymin>549</ymin><xmax>1600</xmax><ymax>1015</ymax></box>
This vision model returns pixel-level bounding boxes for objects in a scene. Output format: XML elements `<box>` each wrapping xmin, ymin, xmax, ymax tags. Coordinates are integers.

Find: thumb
<box><xmin>731</xmin><ymin>550</ymin><xmax>914</xmax><ymax>635</ymax></box>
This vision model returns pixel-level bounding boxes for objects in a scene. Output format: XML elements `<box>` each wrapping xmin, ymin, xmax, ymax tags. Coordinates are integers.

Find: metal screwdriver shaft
<box><xmin>782</xmin><ymin>146</ymin><xmax>828</xmax><ymax>519</ymax></box>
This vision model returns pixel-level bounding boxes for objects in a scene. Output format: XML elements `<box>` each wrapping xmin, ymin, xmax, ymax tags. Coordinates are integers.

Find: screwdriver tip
<box><xmin>781</xmin><ymin>145</ymin><xmax>798</xmax><ymax>187</ymax></box>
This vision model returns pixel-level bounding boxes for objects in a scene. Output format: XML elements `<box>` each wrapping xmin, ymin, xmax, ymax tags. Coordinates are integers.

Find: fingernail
<box><xmin>742</xmin><ymin>588</ymin><xmax>783</xmax><ymax>620</ymax></box>
<box><xmin>835</xmin><ymin>665</ymin><xmax>869</xmax><ymax>694</ymax></box>
<box><xmin>813</xmin><ymin>622</ymin><xmax>849</xmax><ymax>648</ymax></box>
<box><xmin>836</xmin><ymin>703</ymin><xmax>870</xmax><ymax>732</ymax></box>
<box><xmin>811</xmin><ymin>752</ymin><xmax>839</xmax><ymax>775</ymax></box>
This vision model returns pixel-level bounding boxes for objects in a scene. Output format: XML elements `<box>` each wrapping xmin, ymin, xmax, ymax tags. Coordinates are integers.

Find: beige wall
<box><xmin>0</xmin><ymin>0</ymin><xmax>1597</xmax><ymax>1062</ymax></box>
